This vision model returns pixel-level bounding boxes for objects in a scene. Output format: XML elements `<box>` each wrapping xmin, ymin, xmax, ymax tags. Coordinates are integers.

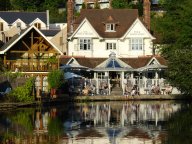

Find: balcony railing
<box><xmin>5</xmin><ymin>63</ymin><xmax>58</xmax><ymax>72</ymax></box>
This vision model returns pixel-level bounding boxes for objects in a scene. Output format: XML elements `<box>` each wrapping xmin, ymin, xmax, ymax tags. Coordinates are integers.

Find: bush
<box><xmin>47</xmin><ymin>70</ymin><xmax>64</xmax><ymax>89</ymax></box>
<box><xmin>8</xmin><ymin>77</ymin><xmax>35</xmax><ymax>102</ymax></box>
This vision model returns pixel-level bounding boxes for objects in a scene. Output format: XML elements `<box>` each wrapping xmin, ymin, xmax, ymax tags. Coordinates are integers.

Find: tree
<box><xmin>47</xmin><ymin>70</ymin><xmax>64</xmax><ymax>89</ymax></box>
<box><xmin>111</xmin><ymin>0</ymin><xmax>143</xmax><ymax>16</ymax></box>
<box><xmin>154</xmin><ymin>0</ymin><xmax>192</xmax><ymax>95</ymax></box>
<box><xmin>111</xmin><ymin>0</ymin><xmax>129</xmax><ymax>9</ymax></box>
<box><xmin>0</xmin><ymin>0</ymin><xmax>11</xmax><ymax>11</ymax></box>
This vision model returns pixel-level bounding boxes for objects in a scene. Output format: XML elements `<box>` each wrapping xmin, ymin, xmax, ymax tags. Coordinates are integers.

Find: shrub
<box><xmin>8</xmin><ymin>77</ymin><xmax>35</xmax><ymax>102</ymax></box>
<box><xmin>47</xmin><ymin>70</ymin><xmax>64</xmax><ymax>89</ymax></box>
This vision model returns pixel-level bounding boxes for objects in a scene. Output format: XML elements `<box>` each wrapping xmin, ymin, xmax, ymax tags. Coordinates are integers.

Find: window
<box><xmin>0</xmin><ymin>22</ymin><xmax>3</xmax><ymax>31</ymax></box>
<box><xmin>60</xmin><ymin>37</ymin><xmax>63</xmax><ymax>45</ymax></box>
<box><xmin>34</xmin><ymin>23</ymin><xmax>41</xmax><ymax>29</ymax></box>
<box><xmin>106</xmin><ymin>23</ymin><xmax>115</xmax><ymax>32</ymax></box>
<box><xmin>17</xmin><ymin>22</ymin><xmax>21</xmax><ymax>28</ymax></box>
<box><xmin>131</xmin><ymin>38</ymin><xmax>143</xmax><ymax>50</ymax></box>
<box><xmin>79</xmin><ymin>38</ymin><xmax>92</xmax><ymax>50</ymax></box>
<box><xmin>5</xmin><ymin>37</ymin><xmax>12</xmax><ymax>42</ymax></box>
<box><xmin>106</xmin><ymin>43</ymin><xmax>116</xmax><ymax>50</ymax></box>
<box><xmin>107</xmin><ymin>59</ymin><xmax>122</xmax><ymax>68</ymax></box>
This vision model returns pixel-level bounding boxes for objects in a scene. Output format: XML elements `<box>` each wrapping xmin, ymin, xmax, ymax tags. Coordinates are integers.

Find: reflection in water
<box><xmin>0</xmin><ymin>101</ymin><xmax>183</xmax><ymax>144</ymax></box>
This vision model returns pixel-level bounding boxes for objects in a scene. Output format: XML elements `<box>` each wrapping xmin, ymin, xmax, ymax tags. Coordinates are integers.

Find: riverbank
<box><xmin>0</xmin><ymin>94</ymin><xmax>190</xmax><ymax>111</ymax></box>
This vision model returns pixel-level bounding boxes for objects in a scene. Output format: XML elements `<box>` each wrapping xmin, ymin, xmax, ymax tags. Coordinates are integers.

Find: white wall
<box><xmin>68</xmin><ymin>19</ymin><xmax>155</xmax><ymax>58</ymax></box>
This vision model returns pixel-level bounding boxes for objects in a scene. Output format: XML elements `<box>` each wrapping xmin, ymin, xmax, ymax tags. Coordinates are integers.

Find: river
<box><xmin>0</xmin><ymin>100</ymin><xmax>190</xmax><ymax>144</ymax></box>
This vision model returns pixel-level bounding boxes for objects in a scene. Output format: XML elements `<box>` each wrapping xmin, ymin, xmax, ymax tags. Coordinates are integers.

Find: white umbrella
<box><xmin>64</xmin><ymin>72</ymin><xmax>83</xmax><ymax>79</ymax></box>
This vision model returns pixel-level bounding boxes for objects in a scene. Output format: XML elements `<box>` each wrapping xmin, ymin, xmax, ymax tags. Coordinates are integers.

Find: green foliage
<box><xmin>3</xmin><ymin>71</ymin><xmax>23</xmax><ymax>81</ymax></box>
<box><xmin>154</xmin><ymin>0</ymin><xmax>192</xmax><ymax>95</ymax></box>
<box><xmin>0</xmin><ymin>0</ymin><xmax>11</xmax><ymax>11</ymax></box>
<box><xmin>111</xmin><ymin>0</ymin><xmax>129</xmax><ymax>9</ymax></box>
<box><xmin>94</xmin><ymin>1</ymin><xmax>100</xmax><ymax>9</ymax></box>
<box><xmin>10</xmin><ymin>109</ymin><xmax>34</xmax><ymax>134</ymax></box>
<box><xmin>9</xmin><ymin>77</ymin><xmax>35</xmax><ymax>102</ymax></box>
<box><xmin>48</xmin><ymin>117</ymin><xmax>63</xmax><ymax>136</ymax></box>
<box><xmin>47</xmin><ymin>70</ymin><xmax>64</xmax><ymax>89</ymax></box>
<box><xmin>47</xmin><ymin>56</ymin><xmax>57</xmax><ymax>64</ymax></box>
<box><xmin>165</xmin><ymin>104</ymin><xmax>192</xmax><ymax>144</ymax></box>
<box><xmin>111</xmin><ymin>0</ymin><xmax>143</xmax><ymax>16</ymax></box>
<box><xmin>82</xmin><ymin>2</ymin><xmax>86</xmax><ymax>9</ymax></box>
<box><xmin>8</xmin><ymin>0</ymin><xmax>66</xmax><ymax>22</ymax></box>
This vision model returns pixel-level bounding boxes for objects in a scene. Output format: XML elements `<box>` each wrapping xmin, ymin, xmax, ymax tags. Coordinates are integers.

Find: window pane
<box><xmin>131</xmin><ymin>38</ymin><xmax>143</xmax><ymax>50</ymax></box>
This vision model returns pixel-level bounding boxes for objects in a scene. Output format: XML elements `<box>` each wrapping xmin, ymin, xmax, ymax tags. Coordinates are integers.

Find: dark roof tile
<box><xmin>73</xmin><ymin>9</ymin><xmax>138</xmax><ymax>38</ymax></box>
<box><xmin>0</xmin><ymin>11</ymin><xmax>47</xmax><ymax>24</ymax></box>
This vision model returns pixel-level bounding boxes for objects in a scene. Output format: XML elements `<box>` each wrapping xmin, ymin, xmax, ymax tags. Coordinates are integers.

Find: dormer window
<box><xmin>34</xmin><ymin>23</ymin><xmax>41</xmax><ymax>29</ymax></box>
<box><xmin>106</xmin><ymin>23</ymin><xmax>115</xmax><ymax>32</ymax></box>
<box><xmin>17</xmin><ymin>22</ymin><xmax>21</xmax><ymax>28</ymax></box>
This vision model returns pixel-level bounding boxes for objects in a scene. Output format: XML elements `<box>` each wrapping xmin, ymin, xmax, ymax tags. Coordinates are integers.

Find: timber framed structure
<box><xmin>0</xmin><ymin>26</ymin><xmax>63</xmax><ymax>92</ymax></box>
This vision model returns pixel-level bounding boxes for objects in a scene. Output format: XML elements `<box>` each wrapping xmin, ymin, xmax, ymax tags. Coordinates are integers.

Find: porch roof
<box><xmin>136</xmin><ymin>63</ymin><xmax>167</xmax><ymax>71</ymax></box>
<box><xmin>59</xmin><ymin>55</ymin><xmax>167</xmax><ymax>71</ymax></box>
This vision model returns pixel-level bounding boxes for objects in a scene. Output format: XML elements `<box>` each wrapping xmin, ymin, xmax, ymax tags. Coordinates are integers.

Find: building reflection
<box><xmin>0</xmin><ymin>102</ymin><xmax>180</xmax><ymax>144</ymax></box>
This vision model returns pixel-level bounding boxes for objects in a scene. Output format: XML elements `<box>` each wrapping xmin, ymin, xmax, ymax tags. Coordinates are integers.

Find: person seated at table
<box><xmin>153</xmin><ymin>84</ymin><xmax>161</xmax><ymax>95</ymax></box>
<box><xmin>131</xmin><ymin>85</ymin><xmax>137</xmax><ymax>96</ymax></box>
<box><xmin>82</xmin><ymin>86</ymin><xmax>89</xmax><ymax>95</ymax></box>
<box><xmin>165</xmin><ymin>84</ymin><xmax>173</xmax><ymax>95</ymax></box>
<box><xmin>124</xmin><ymin>84</ymin><xmax>133</xmax><ymax>97</ymax></box>
<box><xmin>151</xmin><ymin>84</ymin><xmax>156</xmax><ymax>94</ymax></box>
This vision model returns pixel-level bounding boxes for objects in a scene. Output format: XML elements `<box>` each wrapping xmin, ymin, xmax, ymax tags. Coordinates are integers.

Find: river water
<box><xmin>0</xmin><ymin>101</ymin><xmax>190</xmax><ymax>144</ymax></box>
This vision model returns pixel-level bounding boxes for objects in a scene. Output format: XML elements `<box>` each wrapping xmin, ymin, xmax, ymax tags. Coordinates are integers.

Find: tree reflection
<box><xmin>165</xmin><ymin>104</ymin><xmax>192</xmax><ymax>144</ymax></box>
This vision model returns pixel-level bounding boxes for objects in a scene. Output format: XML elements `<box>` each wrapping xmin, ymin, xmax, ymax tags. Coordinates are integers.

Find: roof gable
<box><xmin>70</xmin><ymin>18</ymin><xmax>100</xmax><ymax>39</ymax></box>
<box><xmin>30</xmin><ymin>18</ymin><xmax>45</xmax><ymax>26</ymax></box>
<box><xmin>0</xmin><ymin>25</ymin><xmax>63</xmax><ymax>55</ymax></box>
<box><xmin>0</xmin><ymin>11</ymin><xmax>47</xmax><ymax>24</ymax></box>
<box><xmin>122</xmin><ymin>18</ymin><xmax>155</xmax><ymax>39</ymax></box>
<box><xmin>11</xmin><ymin>18</ymin><xmax>25</xmax><ymax>26</ymax></box>
<box><xmin>73</xmin><ymin>9</ymin><xmax>138</xmax><ymax>38</ymax></box>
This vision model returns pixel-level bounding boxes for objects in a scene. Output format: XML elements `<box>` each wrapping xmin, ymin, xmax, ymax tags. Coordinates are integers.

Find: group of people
<box><xmin>151</xmin><ymin>84</ymin><xmax>161</xmax><ymax>95</ymax></box>
<box><xmin>124</xmin><ymin>84</ymin><xmax>139</xmax><ymax>97</ymax></box>
<box><xmin>149</xmin><ymin>84</ymin><xmax>173</xmax><ymax>95</ymax></box>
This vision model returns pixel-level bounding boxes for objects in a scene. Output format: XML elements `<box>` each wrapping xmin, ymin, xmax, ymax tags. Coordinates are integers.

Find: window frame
<box><xmin>106</xmin><ymin>23</ymin><xmax>115</xmax><ymax>32</ymax></box>
<box><xmin>131</xmin><ymin>38</ymin><xmax>143</xmax><ymax>50</ymax></box>
<box><xmin>106</xmin><ymin>42</ymin><xmax>116</xmax><ymax>50</ymax></box>
<box><xmin>34</xmin><ymin>23</ymin><xmax>41</xmax><ymax>29</ymax></box>
<box><xmin>79</xmin><ymin>38</ymin><xmax>92</xmax><ymax>50</ymax></box>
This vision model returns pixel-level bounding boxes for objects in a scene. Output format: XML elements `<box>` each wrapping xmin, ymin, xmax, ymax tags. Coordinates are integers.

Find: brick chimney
<box><xmin>67</xmin><ymin>0</ymin><xmax>74</xmax><ymax>35</ymax></box>
<box><xmin>143</xmin><ymin>0</ymin><xmax>150</xmax><ymax>31</ymax></box>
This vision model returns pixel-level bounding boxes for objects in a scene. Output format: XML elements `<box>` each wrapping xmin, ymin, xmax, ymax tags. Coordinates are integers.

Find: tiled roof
<box><xmin>60</xmin><ymin>56</ymin><xmax>167</xmax><ymax>69</ymax></box>
<box><xmin>40</xmin><ymin>29</ymin><xmax>60</xmax><ymax>36</ymax></box>
<box><xmin>0</xmin><ymin>11</ymin><xmax>47</xmax><ymax>24</ymax></box>
<box><xmin>73</xmin><ymin>9</ymin><xmax>138</xmax><ymax>38</ymax></box>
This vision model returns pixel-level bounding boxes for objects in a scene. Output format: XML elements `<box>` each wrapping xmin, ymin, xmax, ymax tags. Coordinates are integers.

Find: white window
<box><xmin>131</xmin><ymin>38</ymin><xmax>143</xmax><ymax>50</ymax></box>
<box><xmin>106</xmin><ymin>43</ymin><xmax>116</xmax><ymax>50</ymax></box>
<box><xmin>79</xmin><ymin>38</ymin><xmax>92</xmax><ymax>50</ymax></box>
<box><xmin>106</xmin><ymin>23</ymin><xmax>115</xmax><ymax>32</ymax></box>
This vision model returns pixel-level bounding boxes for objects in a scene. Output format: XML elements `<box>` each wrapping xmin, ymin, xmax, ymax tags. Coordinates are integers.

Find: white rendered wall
<box><xmin>68</xmin><ymin>19</ymin><xmax>155</xmax><ymax>58</ymax></box>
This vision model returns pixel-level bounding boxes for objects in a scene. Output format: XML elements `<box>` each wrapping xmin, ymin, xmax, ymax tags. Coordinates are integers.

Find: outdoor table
<box><xmin>144</xmin><ymin>88</ymin><xmax>149</xmax><ymax>94</ymax></box>
<box><xmin>161</xmin><ymin>88</ymin><xmax>166</xmax><ymax>95</ymax></box>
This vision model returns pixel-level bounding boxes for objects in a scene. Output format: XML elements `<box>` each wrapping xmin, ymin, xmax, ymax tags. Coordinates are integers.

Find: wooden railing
<box><xmin>6</xmin><ymin>64</ymin><xmax>58</xmax><ymax>72</ymax></box>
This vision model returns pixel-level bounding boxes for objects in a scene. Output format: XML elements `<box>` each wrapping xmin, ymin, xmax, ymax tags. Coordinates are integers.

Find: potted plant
<box><xmin>47</xmin><ymin>70</ymin><xmax>64</xmax><ymax>98</ymax></box>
